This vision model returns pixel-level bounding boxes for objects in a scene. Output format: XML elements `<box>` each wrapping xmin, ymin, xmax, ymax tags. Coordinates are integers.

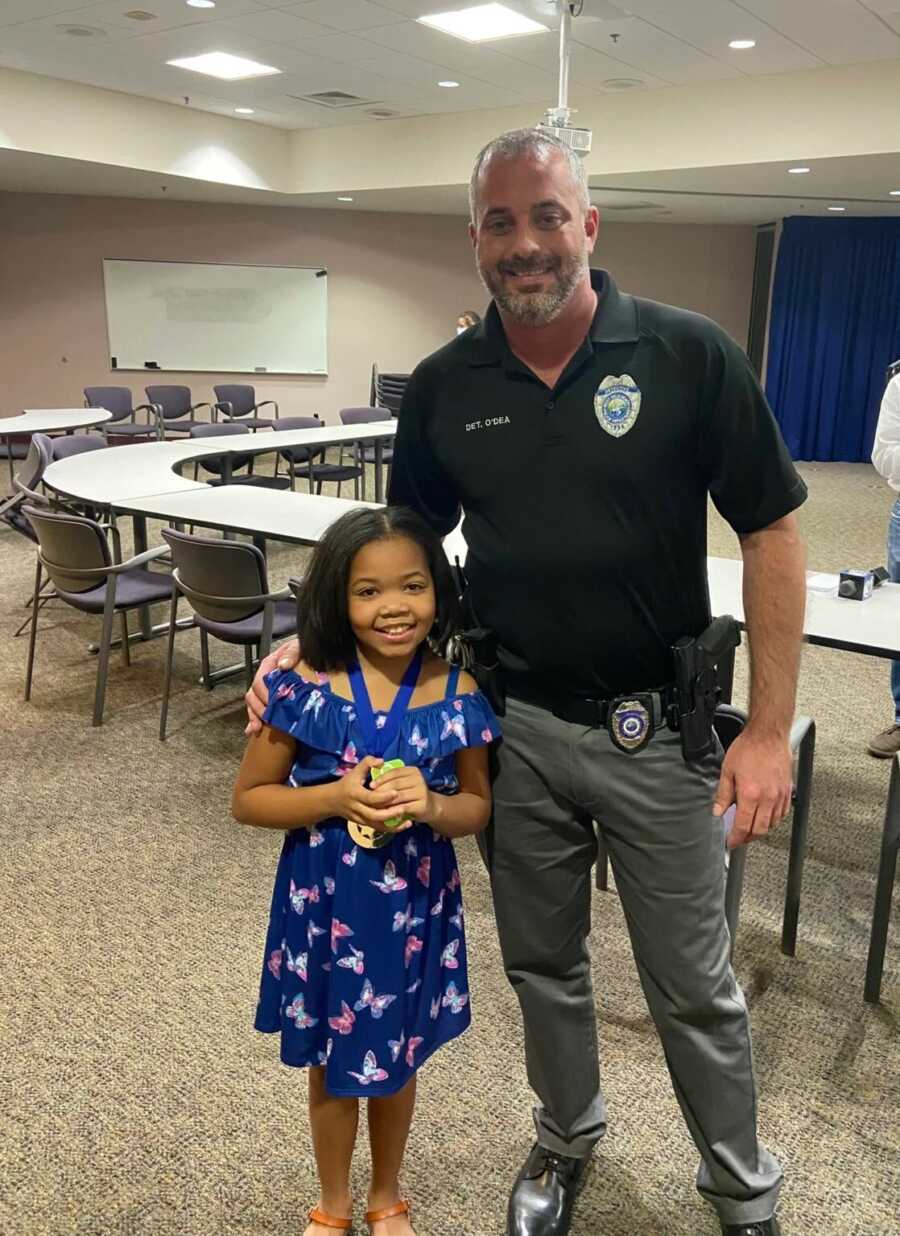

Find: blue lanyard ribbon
<box><xmin>348</xmin><ymin>649</ymin><xmax>422</xmax><ymax>759</ymax></box>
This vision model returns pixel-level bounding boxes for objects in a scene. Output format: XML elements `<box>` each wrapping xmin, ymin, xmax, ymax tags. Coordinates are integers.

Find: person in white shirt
<box><xmin>869</xmin><ymin>369</ymin><xmax>900</xmax><ymax>755</ymax></box>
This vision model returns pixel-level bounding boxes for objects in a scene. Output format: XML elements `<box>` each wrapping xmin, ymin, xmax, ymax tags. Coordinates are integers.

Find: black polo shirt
<box><xmin>389</xmin><ymin>269</ymin><xmax>806</xmax><ymax>696</ymax></box>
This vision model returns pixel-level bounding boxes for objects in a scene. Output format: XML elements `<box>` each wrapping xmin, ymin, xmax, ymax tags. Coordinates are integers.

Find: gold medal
<box><xmin>347</xmin><ymin>820</ymin><xmax>393</xmax><ymax>850</ymax></box>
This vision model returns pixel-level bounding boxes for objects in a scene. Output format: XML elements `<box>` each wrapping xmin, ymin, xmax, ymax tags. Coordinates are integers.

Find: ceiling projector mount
<box><xmin>537</xmin><ymin>1</ymin><xmax>592</xmax><ymax>156</ymax></box>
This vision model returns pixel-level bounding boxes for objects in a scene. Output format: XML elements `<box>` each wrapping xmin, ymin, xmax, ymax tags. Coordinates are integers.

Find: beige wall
<box><xmin>0</xmin><ymin>192</ymin><xmax>756</xmax><ymax>421</ymax></box>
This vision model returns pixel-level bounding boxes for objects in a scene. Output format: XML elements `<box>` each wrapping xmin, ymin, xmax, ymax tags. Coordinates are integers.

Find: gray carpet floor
<box><xmin>1</xmin><ymin>459</ymin><xmax>898</xmax><ymax>1236</ymax></box>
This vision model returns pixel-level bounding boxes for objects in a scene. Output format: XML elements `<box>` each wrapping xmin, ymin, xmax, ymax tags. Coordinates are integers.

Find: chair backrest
<box><xmin>189</xmin><ymin>423</ymin><xmax>250</xmax><ymax>440</ymax></box>
<box><xmin>214</xmin><ymin>384</ymin><xmax>255</xmax><ymax>417</ymax></box>
<box><xmin>146</xmin><ymin>385</ymin><xmax>192</xmax><ymax>419</ymax></box>
<box><xmin>84</xmin><ymin>386</ymin><xmax>133</xmax><ymax>421</ymax></box>
<box><xmin>16</xmin><ymin>434</ymin><xmax>53</xmax><ymax>493</ymax></box>
<box><xmin>189</xmin><ymin>422</ymin><xmax>252</xmax><ymax>475</ymax></box>
<box><xmin>370</xmin><ymin>365</ymin><xmax>409</xmax><ymax>416</ymax></box>
<box><xmin>713</xmin><ymin>703</ymin><xmax>747</xmax><ymax>753</ymax></box>
<box><xmin>50</xmin><ymin>434</ymin><xmax>107</xmax><ymax>461</ymax></box>
<box><xmin>1</xmin><ymin>437</ymin><xmax>52</xmax><ymax>541</ymax></box>
<box><xmin>22</xmin><ymin>504</ymin><xmax>111</xmax><ymax>594</ymax></box>
<box><xmin>161</xmin><ymin>527</ymin><xmax>269</xmax><ymax>623</ymax></box>
<box><xmin>273</xmin><ymin>415</ymin><xmax>322</xmax><ymax>431</ymax></box>
<box><xmin>339</xmin><ymin>406</ymin><xmax>393</xmax><ymax>426</ymax></box>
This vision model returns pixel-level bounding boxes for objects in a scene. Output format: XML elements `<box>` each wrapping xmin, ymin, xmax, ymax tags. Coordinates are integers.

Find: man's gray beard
<box><xmin>479</xmin><ymin>252</ymin><xmax>586</xmax><ymax>326</ymax></box>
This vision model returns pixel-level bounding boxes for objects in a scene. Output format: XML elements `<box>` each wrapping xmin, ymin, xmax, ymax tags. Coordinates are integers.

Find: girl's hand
<box><xmin>372</xmin><ymin>764</ymin><xmax>434</xmax><ymax>824</ymax></box>
<box><xmin>331</xmin><ymin>756</ymin><xmax>411</xmax><ymax>832</ymax></box>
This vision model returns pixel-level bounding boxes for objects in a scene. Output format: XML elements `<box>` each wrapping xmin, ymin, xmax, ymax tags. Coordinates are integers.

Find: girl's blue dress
<box><xmin>255</xmin><ymin>662</ymin><xmax>500</xmax><ymax>1097</ymax></box>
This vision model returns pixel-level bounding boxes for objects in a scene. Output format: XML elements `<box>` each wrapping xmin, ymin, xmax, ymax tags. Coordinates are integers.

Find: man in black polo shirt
<box><xmin>248</xmin><ymin>129</ymin><xmax>806</xmax><ymax>1236</ymax></box>
<box><xmin>390</xmin><ymin>130</ymin><xmax>805</xmax><ymax>1236</ymax></box>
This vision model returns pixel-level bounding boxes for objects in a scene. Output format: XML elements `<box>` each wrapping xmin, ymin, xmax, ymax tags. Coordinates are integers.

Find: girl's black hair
<box><xmin>292</xmin><ymin>506</ymin><xmax>460</xmax><ymax>672</ymax></box>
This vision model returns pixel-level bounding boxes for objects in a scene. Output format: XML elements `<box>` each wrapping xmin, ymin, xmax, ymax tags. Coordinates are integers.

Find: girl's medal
<box><xmin>346</xmin><ymin>653</ymin><xmax>421</xmax><ymax>850</ymax></box>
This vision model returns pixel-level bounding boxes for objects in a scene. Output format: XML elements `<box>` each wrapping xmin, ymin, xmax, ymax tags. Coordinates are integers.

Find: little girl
<box><xmin>232</xmin><ymin>506</ymin><xmax>500</xmax><ymax>1236</ymax></box>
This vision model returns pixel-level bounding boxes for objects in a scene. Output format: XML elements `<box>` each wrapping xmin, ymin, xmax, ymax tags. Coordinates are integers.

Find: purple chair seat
<box><xmin>194</xmin><ymin>598</ymin><xmax>296</xmax><ymax>645</ymax></box>
<box><xmin>104</xmin><ymin>422</ymin><xmax>158</xmax><ymax>438</ymax></box>
<box><xmin>56</xmin><ymin>566</ymin><xmax>172</xmax><ymax>614</ymax></box>
<box><xmin>207</xmin><ymin>474</ymin><xmax>292</xmax><ymax>491</ymax></box>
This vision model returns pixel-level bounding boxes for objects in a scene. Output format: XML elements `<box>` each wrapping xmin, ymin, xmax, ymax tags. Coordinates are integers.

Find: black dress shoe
<box><xmin>505</xmin><ymin>1142</ymin><xmax>589</xmax><ymax>1236</ymax></box>
<box><xmin>721</xmin><ymin>1221</ymin><xmax>782</xmax><ymax>1236</ymax></box>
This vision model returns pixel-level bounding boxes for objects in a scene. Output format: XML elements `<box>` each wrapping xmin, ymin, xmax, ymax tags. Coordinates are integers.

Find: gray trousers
<box><xmin>485</xmin><ymin>695</ymin><xmax>783</xmax><ymax>1227</ymax></box>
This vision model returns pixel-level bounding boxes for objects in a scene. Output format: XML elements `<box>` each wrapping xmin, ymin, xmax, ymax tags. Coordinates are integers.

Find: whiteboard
<box><xmin>102</xmin><ymin>260</ymin><xmax>327</xmax><ymax>375</ymax></box>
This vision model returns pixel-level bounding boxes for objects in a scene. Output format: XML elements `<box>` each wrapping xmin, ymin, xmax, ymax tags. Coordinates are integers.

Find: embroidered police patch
<box><xmin>608</xmin><ymin>696</ymin><xmax>653</xmax><ymax>754</ymax></box>
<box><xmin>594</xmin><ymin>374</ymin><xmax>641</xmax><ymax>437</ymax></box>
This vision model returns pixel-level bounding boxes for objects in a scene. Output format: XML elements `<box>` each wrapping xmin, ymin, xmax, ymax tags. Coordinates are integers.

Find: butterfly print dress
<box><xmin>255</xmin><ymin>662</ymin><xmax>500</xmax><ymax>1097</ymax></box>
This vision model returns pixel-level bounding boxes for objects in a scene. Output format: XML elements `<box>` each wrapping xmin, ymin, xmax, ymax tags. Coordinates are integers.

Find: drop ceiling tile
<box><xmin>0</xmin><ymin>0</ymin><xmax>95</xmax><ymax>24</ymax></box>
<box><xmin>205</xmin><ymin>13</ymin><xmax>333</xmax><ymax>49</ymax></box>
<box><xmin>619</xmin><ymin>0</ymin><xmax>824</xmax><ymax>70</ymax></box>
<box><xmin>277</xmin><ymin>0</ymin><xmax>407</xmax><ymax>31</ymax></box>
<box><xmin>574</xmin><ymin>18</ymin><xmax>741</xmax><ymax>85</ymax></box>
<box><xmin>739</xmin><ymin>0</ymin><xmax>900</xmax><ymax>65</ymax></box>
<box><xmin>47</xmin><ymin>0</ymin><xmax>268</xmax><ymax>36</ymax></box>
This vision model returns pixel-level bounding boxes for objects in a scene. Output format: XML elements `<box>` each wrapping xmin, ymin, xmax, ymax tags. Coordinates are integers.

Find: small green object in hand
<box><xmin>369</xmin><ymin>759</ymin><xmax>408</xmax><ymax>830</ymax></box>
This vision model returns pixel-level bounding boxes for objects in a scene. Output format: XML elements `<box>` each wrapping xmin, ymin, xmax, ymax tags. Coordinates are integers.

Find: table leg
<box><xmin>3</xmin><ymin>435</ymin><xmax>13</xmax><ymax>490</ymax></box>
<box><xmin>132</xmin><ymin>514</ymin><xmax>152</xmax><ymax>638</ymax></box>
<box><xmin>864</xmin><ymin>754</ymin><xmax>900</xmax><ymax>1003</ymax></box>
<box><xmin>374</xmin><ymin>438</ymin><xmax>384</xmax><ymax>504</ymax></box>
<box><xmin>781</xmin><ymin>719</ymin><xmax>816</xmax><ymax>956</ymax></box>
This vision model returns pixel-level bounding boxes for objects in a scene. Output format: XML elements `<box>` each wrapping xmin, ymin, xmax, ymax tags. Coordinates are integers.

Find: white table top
<box><xmin>43</xmin><ymin>422</ymin><xmax>395</xmax><ymax>506</ymax></box>
<box><xmin>707</xmin><ymin>554</ymin><xmax>900</xmax><ymax>659</ymax></box>
<box><xmin>115</xmin><ymin>484</ymin><xmax>378</xmax><ymax>544</ymax></box>
<box><xmin>2</xmin><ymin>408</ymin><xmax>112</xmax><ymax>434</ymax></box>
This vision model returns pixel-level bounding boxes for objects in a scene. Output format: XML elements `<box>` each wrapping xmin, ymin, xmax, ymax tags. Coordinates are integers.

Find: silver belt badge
<box><xmin>595</xmin><ymin>373</ymin><xmax>641</xmax><ymax>437</ymax></box>
<box><xmin>608</xmin><ymin>695</ymin><xmax>653</xmax><ymax>754</ymax></box>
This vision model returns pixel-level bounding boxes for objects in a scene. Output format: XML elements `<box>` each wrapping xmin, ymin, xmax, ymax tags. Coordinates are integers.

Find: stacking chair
<box><xmin>2</xmin><ymin>437</ymin><xmax>55</xmax><ymax>634</ymax></box>
<box><xmin>188</xmin><ymin>423</ymin><xmax>290</xmax><ymax>490</ymax></box>
<box><xmin>213</xmin><ymin>384</ymin><xmax>279</xmax><ymax>431</ymax></box>
<box><xmin>145</xmin><ymin>385</ymin><xmax>212</xmax><ymax>438</ymax></box>
<box><xmin>339</xmin><ymin>407</ymin><xmax>394</xmax><ymax>501</ymax></box>
<box><xmin>22</xmin><ymin>504</ymin><xmax>172</xmax><ymax>726</ymax></box>
<box><xmin>273</xmin><ymin>415</ymin><xmax>363</xmax><ymax>498</ymax></box>
<box><xmin>158</xmin><ymin>527</ymin><xmax>297</xmax><ymax>740</ymax></box>
<box><xmin>369</xmin><ymin>364</ymin><xmax>409</xmax><ymax>416</ymax></box>
<box><xmin>0</xmin><ymin>436</ymin><xmax>28</xmax><ymax>482</ymax></box>
<box><xmin>594</xmin><ymin>703</ymin><xmax>816</xmax><ymax>958</ymax></box>
<box><xmin>84</xmin><ymin>387</ymin><xmax>158</xmax><ymax>442</ymax></box>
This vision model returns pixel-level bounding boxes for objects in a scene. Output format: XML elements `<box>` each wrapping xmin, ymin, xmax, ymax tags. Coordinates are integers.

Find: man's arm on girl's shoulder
<box><xmin>244</xmin><ymin>639</ymin><xmax>302</xmax><ymax>735</ymax></box>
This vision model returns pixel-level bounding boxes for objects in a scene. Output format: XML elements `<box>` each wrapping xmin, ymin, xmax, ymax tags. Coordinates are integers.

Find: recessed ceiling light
<box><xmin>828</xmin><ymin>205</ymin><xmax>846</xmax><ymax>212</ymax></box>
<box><xmin>58</xmin><ymin>24</ymin><xmax>106</xmax><ymax>36</ymax></box>
<box><xmin>890</xmin><ymin>190</ymin><xmax>900</xmax><ymax>196</ymax></box>
<box><xmin>437</xmin><ymin>80</ymin><xmax>460</xmax><ymax>88</ymax></box>
<box><xmin>337</xmin><ymin>196</ymin><xmax>354</xmax><ymax>202</ymax></box>
<box><xmin>729</xmin><ymin>39</ymin><xmax>756</xmax><ymax>50</ymax></box>
<box><xmin>788</xmin><ymin>166</ymin><xmax>811</xmax><ymax>174</ymax></box>
<box><xmin>234</xmin><ymin>107</ymin><xmax>254</xmax><ymax>115</ymax></box>
<box><xmin>187</xmin><ymin>1</ymin><xmax>216</xmax><ymax>9</ymax></box>
<box><xmin>417</xmin><ymin>4</ymin><xmax>548</xmax><ymax>43</ymax></box>
<box><xmin>166</xmin><ymin>52</ymin><xmax>281</xmax><ymax>80</ymax></box>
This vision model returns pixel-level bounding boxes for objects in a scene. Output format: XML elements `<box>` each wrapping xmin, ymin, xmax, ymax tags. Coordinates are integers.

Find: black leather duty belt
<box><xmin>505</xmin><ymin>677</ymin><xmax>680</xmax><ymax>754</ymax></box>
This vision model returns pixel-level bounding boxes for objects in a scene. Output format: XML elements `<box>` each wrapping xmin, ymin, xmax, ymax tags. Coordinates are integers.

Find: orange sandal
<box><xmin>308</xmin><ymin>1206</ymin><xmax>353</xmax><ymax>1231</ymax></box>
<box><xmin>365</xmin><ymin>1200</ymin><xmax>411</xmax><ymax>1231</ymax></box>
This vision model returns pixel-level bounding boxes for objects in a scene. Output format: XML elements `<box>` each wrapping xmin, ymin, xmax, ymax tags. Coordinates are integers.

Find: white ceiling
<box><xmin>2</xmin><ymin>0</ymin><xmax>900</xmax><ymax>131</ymax></box>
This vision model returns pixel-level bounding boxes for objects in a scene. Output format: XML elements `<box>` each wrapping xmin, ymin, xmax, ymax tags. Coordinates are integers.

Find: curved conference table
<box><xmin>2</xmin><ymin>407</ymin><xmax>112</xmax><ymax>484</ymax></box>
<box><xmin>40</xmin><ymin>426</ymin><xmax>900</xmax><ymax>1003</ymax></box>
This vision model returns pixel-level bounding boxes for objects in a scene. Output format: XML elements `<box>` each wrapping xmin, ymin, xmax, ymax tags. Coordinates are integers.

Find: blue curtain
<box><xmin>766</xmin><ymin>216</ymin><xmax>900</xmax><ymax>461</ymax></box>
